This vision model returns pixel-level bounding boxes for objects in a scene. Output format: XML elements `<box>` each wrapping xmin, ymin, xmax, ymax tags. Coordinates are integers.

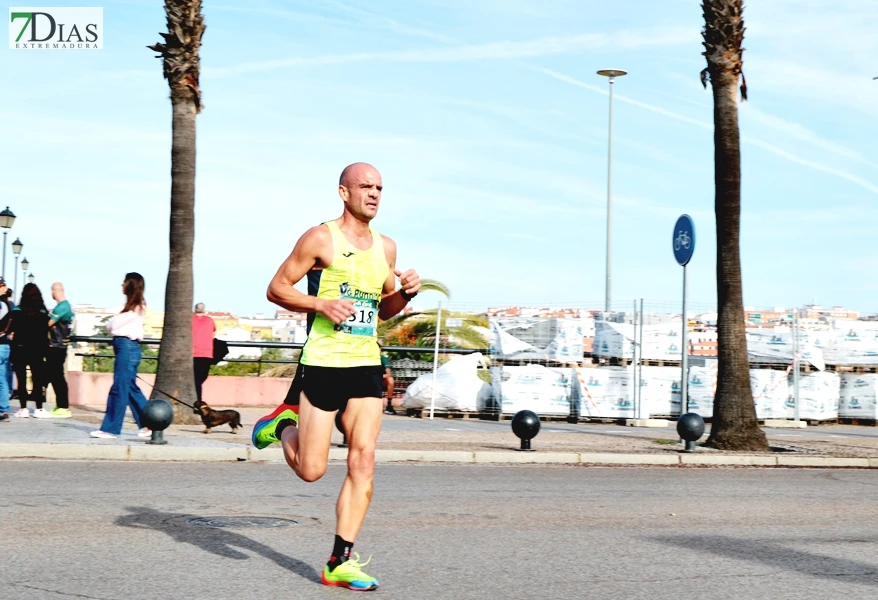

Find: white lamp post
<box><xmin>596</xmin><ymin>69</ymin><xmax>627</xmax><ymax>314</ymax></box>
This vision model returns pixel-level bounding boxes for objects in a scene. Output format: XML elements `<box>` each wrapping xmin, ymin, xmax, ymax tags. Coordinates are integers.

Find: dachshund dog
<box><xmin>193</xmin><ymin>400</ymin><xmax>241</xmax><ymax>434</ymax></box>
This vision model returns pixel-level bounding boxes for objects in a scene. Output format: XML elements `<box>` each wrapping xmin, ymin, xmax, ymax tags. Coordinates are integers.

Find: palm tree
<box><xmin>378</xmin><ymin>280</ymin><xmax>488</xmax><ymax>355</ymax></box>
<box><xmin>700</xmin><ymin>0</ymin><xmax>768</xmax><ymax>451</ymax></box>
<box><xmin>379</xmin><ymin>310</ymin><xmax>490</xmax><ymax>352</ymax></box>
<box><xmin>147</xmin><ymin>0</ymin><xmax>205</xmax><ymax>424</ymax></box>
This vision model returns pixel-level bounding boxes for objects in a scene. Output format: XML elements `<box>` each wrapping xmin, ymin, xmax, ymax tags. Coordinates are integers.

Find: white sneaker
<box><xmin>32</xmin><ymin>408</ymin><xmax>53</xmax><ymax>419</ymax></box>
<box><xmin>14</xmin><ymin>408</ymin><xmax>30</xmax><ymax>418</ymax></box>
<box><xmin>90</xmin><ymin>430</ymin><xmax>118</xmax><ymax>439</ymax></box>
<box><xmin>137</xmin><ymin>427</ymin><xmax>152</xmax><ymax>438</ymax></box>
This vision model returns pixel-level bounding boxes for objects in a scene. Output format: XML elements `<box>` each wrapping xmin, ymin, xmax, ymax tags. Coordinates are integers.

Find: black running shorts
<box><xmin>283</xmin><ymin>364</ymin><xmax>384</xmax><ymax>412</ymax></box>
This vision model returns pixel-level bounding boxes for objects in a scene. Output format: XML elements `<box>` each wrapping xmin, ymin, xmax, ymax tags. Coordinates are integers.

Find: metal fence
<box><xmin>69</xmin><ymin>298</ymin><xmax>876</xmax><ymax>422</ymax></box>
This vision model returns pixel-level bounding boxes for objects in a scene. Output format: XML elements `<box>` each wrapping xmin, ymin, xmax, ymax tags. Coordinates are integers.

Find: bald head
<box><xmin>338</xmin><ymin>163</ymin><xmax>383</xmax><ymax>222</ymax></box>
<box><xmin>339</xmin><ymin>162</ymin><xmax>379</xmax><ymax>187</ymax></box>
<box><xmin>52</xmin><ymin>282</ymin><xmax>65</xmax><ymax>302</ymax></box>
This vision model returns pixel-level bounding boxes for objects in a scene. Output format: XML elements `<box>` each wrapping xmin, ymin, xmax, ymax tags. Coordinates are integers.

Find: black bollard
<box><xmin>676</xmin><ymin>412</ymin><xmax>705</xmax><ymax>452</ymax></box>
<box><xmin>335</xmin><ymin>411</ymin><xmax>347</xmax><ymax>448</ymax></box>
<box><xmin>142</xmin><ymin>399</ymin><xmax>174</xmax><ymax>445</ymax></box>
<box><xmin>511</xmin><ymin>410</ymin><xmax>541</xmax><ymax>451</ymax></box>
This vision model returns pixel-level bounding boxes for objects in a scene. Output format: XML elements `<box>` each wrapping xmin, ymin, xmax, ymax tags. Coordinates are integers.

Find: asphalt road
<box><xmin>3</xmin><ymin>461</ymin><xmax>878</xmax><ymax>599</ymax></box>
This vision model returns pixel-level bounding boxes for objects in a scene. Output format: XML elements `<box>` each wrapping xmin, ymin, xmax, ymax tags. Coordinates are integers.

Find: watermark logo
<box><xmin>9</xmin><ymin>7</ymin><xmax>103</xmax><ymax>50</ymax></box>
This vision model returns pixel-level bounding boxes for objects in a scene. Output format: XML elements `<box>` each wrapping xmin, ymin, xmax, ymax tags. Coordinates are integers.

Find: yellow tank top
<box><xmin>300</xmin><ymin>220</ymin><xmax>389</xmax><ymax>367</ymax></box>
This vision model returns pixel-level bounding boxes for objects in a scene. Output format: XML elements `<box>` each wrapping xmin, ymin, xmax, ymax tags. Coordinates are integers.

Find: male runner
<box><xmin>252</xmin><ymin>163</ymin><xmax>420</xmax><ymax>591</ymax></box>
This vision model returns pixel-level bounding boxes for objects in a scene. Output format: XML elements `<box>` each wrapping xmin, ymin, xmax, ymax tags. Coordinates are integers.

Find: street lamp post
<box><xmin>11</xmin><ymin>238</ymin><xmax>22</xmax><ymax>299</ymax></box>
<box><xmin>28</xmin><ymin>274</ymin><xmax>34</xmax><ymax>284</ymax></box>
<box><xmin>20</xmin><ymin>257</ymin><xmax>28</xmax><ymax>299</ymax></box>
<box><xmin>596</xmin><ymin>69</ymin><xmax>626</xmax><ymax>314</ymax></box>
<box><xmin>0</xmin><ymin>207</ymin><xmax>16</xmax><ymax>279</ymax></box>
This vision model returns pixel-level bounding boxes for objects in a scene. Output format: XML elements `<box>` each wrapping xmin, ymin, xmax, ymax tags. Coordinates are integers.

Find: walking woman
<box><xmin>10</xmin><ymin>283</ymin><xmax>50</xmax><ymax>418</ymax></box>
<box><xmin>90</xmin><ymin>273</ymin><xmax>151</xmax><ymax>439</ymax></box>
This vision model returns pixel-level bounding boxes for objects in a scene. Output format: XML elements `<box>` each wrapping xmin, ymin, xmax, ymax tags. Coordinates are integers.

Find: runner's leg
<box><xmin>336</xmin><ymin>395</ymin><xmax>383</xmax><ymax>541</ymax></box>
<box><xmin>281</xmin><ymin>391</ymin><xmax>335</xmax><ymax>482</ymax></box>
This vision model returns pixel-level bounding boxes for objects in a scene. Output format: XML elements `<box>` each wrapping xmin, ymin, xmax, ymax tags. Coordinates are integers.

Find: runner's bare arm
<box><xmin>379</xmin><ymin>236</ymin><xmax>421</xmax><ymax>321</ymax></box>
<box><xmin>266</xmin><ymin>226</ymin><xmax>357</xmax><ymax>325</ymax></box>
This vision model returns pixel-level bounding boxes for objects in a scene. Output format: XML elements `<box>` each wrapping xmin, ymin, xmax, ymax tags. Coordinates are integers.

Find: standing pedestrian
<box><xmin>10</xmin><ymin>283</ymin><xmax>50</xmax><ymax>418</ymax></box>
<box><xmin>252</xmin><ymin>163</ymin><xmax>421</xmax><ymax>590</ymax></box>
<box><xmin>90</xmin><ymin>273</ymin><xmax>152</xmax><ymax>439</ymax></box>
<box><xmin>47</xmin><ymin>282</ymin><xmax>75</xmax><ymax>418</ymax></box>
<box><xmin>192</xmin><ymin>302</ymin><xmax>215</xmax><ymax>404</ymax></box>
<box><xmin>6</xmin><ymin>289</ymin><xmax>15</xmax><ymax>403</ymax></box>
<box><xmin>0</xmin><ymin>279</ymin><xmax>13</xmax><ymax>422</ymax></box>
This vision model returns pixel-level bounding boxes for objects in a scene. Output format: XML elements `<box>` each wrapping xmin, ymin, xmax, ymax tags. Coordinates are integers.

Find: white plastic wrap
<box><xmin>746</xmin><ymin>329</ymin><xmax>825</xmax><ymax>370</ymax></box>
<box><xmin>638</xmin><ymin>366</ymin><xmax>682</xmax><ymax>417</ymax></box>
<box><xmin>838</xmin><ymin>373</ymin><xmax>878</xmax><ymax>419</ymax></box>
<box><xmin>592</xmin><ymin>321</ymin><xmax>634</xmax><ymax>359</ymax></box>
<box><xmin>490</xmin><ymin>364</ymin><xmax>576</xmax><ymax>415</ymax></box>
<box><xmin>822</xmin><ymin>321</ymin><xmax>878</xmax><ymax>366</ymax></box>
<box><xmin>402</xmin><ymin>353</ymin><xmax>490</xmax><ymax>411</ymax></box>
<box><xmin>687</xmin><ymin>365</ymin><xmax>717</xmax><ymax>417</ymax></box>
<box><xmin>593</xmin><ymin>321</ymin><xmax>685</xmax><ymax>361</ymax></box>
<box><xmin>750</xmin><ymin>369</ymin><xmax>789</xmax><ymax>419</ymax></box>
<box><xmin>786</xmin><ymin>372</ymin><xmax>839</xmax><ymax>421</ymax></box>
<box><xmin>490</xmin><ymin>318</ymin><xmax>585</xmax><ymax>362</ymax></box>
<box><xmin>575</xmin><ymin>366</ymin><xmax>634</xmax><ymax>418</ymax></box>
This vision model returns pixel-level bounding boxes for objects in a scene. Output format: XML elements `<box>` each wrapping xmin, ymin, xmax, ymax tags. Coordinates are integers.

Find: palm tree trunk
<box><xmin>149</xmin><ymin>0</ymin><xmax>205</xmax><ymax>425</ymax></box>
<box><xmin>152</xmin><ymin>95</ymin><xmax>199</xmax><ymax>424</ymax></box>
<box><xmin>704</xmin><ymin>71</ymin><xmax>765</xmax><ymax>450</ymax></box>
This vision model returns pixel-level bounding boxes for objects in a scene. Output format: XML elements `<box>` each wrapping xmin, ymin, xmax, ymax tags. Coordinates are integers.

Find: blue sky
<box><xmin>4</xmin><ymin>0</ymin><xmax>878</xmax><ymax>316</ymax></box>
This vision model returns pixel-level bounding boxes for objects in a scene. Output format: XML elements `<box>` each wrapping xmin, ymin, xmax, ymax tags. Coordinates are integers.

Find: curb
<box><xmin>1</xmin><ymin>444</ymin><xmax>877</xmax><ymax>468</ymax></box>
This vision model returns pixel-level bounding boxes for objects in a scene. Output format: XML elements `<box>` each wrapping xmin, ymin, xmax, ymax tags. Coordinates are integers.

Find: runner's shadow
<box><xmin>116</xmin><ymin>506</ymin><xmax>320</xmax><ymax>583</ymax></box>
<box><xmin>654</xmin><ymin>534</ymin><xmax>878</xmax><ymax>586</ymax></box>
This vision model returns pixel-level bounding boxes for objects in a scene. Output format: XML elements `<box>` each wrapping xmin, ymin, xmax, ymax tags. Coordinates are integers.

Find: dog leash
<box><xmin>136</xmin><ymin>375</ymin><xmax>197</xmax><ymax>411</ymax></box>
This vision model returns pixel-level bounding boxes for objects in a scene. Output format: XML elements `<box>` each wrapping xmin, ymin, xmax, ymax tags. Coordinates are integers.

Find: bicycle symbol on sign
<box><xmin>674</xmin><ymin>230</ymin><xmax>691</xmax><ymax>251</ymax></box>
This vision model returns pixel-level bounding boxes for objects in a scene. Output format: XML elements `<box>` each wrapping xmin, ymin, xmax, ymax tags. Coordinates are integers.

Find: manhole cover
<box><xmin>185</xmin><ymin>516</ymin><xmax>300</xmax><ymax>529</ymax></box>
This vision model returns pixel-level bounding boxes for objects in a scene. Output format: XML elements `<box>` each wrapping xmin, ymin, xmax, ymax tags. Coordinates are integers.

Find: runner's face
<box><xmin>342</xmin><ymin>168</ymin><xmax>382</xmax><ymax>221</ymax></box>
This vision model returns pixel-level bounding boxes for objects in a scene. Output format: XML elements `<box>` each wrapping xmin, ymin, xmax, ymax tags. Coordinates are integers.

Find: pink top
<box><xmin>192</xmin><ymin>314</ymin><xmax>215</xmax><ymax>358</ymax></box>
<box><xmin>108</xmin><ymin>309</ymin><xmax>144</xmax><ymax>341</ymax></box>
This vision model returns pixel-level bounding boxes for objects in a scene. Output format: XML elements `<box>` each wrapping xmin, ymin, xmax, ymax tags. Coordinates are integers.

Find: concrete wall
<box><xmin>68</xmin><ymin>372</ymin><xmax>293</xmax><ymax>407</ymax></box>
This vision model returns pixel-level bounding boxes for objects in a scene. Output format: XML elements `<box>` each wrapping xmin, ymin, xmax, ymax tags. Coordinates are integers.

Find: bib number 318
<box><xmin>341</xmin><ymin>298</ymin><xmax>377</xmax><ymax>337</ymax></box>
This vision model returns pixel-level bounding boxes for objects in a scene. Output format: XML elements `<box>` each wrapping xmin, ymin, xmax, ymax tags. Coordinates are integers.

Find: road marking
<box><xmin>444</xmin><ymin>428</ymin><xmax>460</xmax><ymax>431</ymax></box>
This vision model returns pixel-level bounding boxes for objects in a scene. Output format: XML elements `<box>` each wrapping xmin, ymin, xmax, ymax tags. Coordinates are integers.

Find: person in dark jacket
<box><xmin>10</xmin><ymin>283</ymin><xmax>50</xmax><ymax>418</ymax></box>
<box><xmin>46</xmin><ymin>282</ymin><xmax>75</xmax><ymax>418</ymax></box>
<box><xmin>0</xmin><ymin>279</ymin><xmax>13</xmax><ymax>422</ymax></box>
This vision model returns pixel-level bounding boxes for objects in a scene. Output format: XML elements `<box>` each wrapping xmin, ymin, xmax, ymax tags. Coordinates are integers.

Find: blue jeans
<box><xmin>99</xmin><ymin>337</ymin><xmax>148</xmax><ymax>435</ymax></box>
<box><xmin>0</xmin><ymin>345</ymin><xmax>10</xmax><ymax>414</ymax></box>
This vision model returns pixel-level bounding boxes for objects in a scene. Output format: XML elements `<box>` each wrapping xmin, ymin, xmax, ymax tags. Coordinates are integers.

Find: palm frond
<box><xmin>418</xmin><ymin>279</ymin><xmax>451</xmax><ymax>299</ymax></box>
<box><xmin>700</xmin><ymin>0</ymin><xmax>747</xmax><ymax>100</ymax></box>
<box><xmin>148</xmin><ymin>0</ymin><xmax>206</xmax><ymax>110</ymax></box>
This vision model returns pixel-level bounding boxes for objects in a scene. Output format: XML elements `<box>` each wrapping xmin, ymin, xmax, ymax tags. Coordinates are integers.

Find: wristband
<box><xmin>400</xmin><ymin>289</ymin><xmax>417</xmax><ymax>301</ymax></box>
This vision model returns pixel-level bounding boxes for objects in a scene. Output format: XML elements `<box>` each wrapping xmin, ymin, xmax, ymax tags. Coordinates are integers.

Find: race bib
<box><xmin>338</xmin><ymin>283</ymin><xmax>379</xmax><ymax>337</ymax></box>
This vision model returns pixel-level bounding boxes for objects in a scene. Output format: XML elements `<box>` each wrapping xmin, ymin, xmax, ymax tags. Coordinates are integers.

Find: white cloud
<box><xmin>534</xmin><ymin>68</ymin><xmax>878</xmax><ymax>197</ymax></box>
<box><xmin>740</xmin><ymin>105</ymin><xmax>876</xmax><ymax>168</ymax></box>
<box><xmin>207</xmin><ymin>27</ymin><xmax>695</xmax><ymax>77</ymax></box>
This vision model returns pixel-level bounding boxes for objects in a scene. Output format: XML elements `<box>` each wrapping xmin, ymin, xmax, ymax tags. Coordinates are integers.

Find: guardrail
<box><xmin>71</xmin><ymin>336</ymin><xmax>487</xmax><ymax>354</ymax></box>
<box><xmin>70</xmin><ymin>336</ymin><xmax>489</xmax><ymax>376</ymax></box>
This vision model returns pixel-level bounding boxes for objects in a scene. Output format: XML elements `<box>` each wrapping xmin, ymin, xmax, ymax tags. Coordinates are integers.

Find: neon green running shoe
<box><xmin>251</xmin><ymin>404</ymin><xmax>298</xmax><ymax>450</ymax></box>
<box><xmin>51</xmin><ymin>408</ymin><xmax>72</xmax><ymax>419</ymax></box>
<box><xmin>321</xmin><ymin>553</ymin><xmax>379</xmax><ymax>591</ymax></box>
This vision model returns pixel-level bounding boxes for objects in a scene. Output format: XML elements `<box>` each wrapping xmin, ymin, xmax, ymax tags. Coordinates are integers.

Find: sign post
<box><xmin>673</xmin><ymin>215</ymin><xmax>695</xmax><ymax>415</ymax></box>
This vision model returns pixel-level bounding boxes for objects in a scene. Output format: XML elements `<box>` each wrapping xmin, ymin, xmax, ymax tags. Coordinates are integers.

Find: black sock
<box><xmin>275</xmin><ymin>418</ymin><xmax>297</xmax><ymax>439</ymax></box>
<box><xmin>327</xmin><ymin>535</ymin><xmax>354</xmax><ymax>571</ymax></box>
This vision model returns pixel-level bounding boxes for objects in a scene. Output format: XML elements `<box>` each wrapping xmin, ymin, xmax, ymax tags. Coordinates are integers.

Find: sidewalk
<box><xmin>2</xmin><ymin>406</ymin><xmax>878</xmax><ymax>467</ymax></box>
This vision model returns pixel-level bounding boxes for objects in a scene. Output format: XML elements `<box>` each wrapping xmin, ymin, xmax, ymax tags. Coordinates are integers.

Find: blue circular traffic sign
<box><xmin>673</xmin><ymin>214</ymin><xmax>695</xmax><ymax>266</ymax></box>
